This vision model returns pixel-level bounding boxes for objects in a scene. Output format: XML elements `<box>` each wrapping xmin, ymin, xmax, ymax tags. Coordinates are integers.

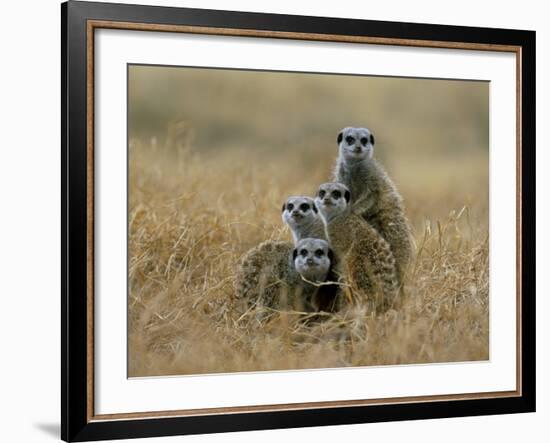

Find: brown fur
<box><xmin>335</xmin><ymin>158</ymin><xmax>413</xmax><ymax>286</ymax></box>
<box><xmin>233</xmin><ymin>240</ymin><xmax>340</xmax><ymax>321</ymax></box>
<box><xmin>325</xmin><ymin>211</ymin><xmax>399</xmax><ymax>312</ymax></box>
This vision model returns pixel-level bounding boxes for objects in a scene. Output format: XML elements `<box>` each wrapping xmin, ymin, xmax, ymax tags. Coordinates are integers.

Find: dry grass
<box><xmin>128</xmin><ymin>66</ymin><xmax>489</xmax><ymax>377</ymax></box>
<box><xmin>128</xmin><ymin>136</ymin><xmax>489</xmax><ymax>377</ymax></box>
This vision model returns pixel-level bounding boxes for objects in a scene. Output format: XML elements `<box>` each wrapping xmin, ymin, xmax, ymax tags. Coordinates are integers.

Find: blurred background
<box><xmin>129</xmin><ymin>65</ymin><xmax>488</xmax><ymax>224</ymax></box>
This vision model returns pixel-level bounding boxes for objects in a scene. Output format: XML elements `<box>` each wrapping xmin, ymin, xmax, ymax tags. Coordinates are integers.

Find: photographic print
<box><xmin>127</xmin><ymin>65</ymin><xmax>489</xmax><ymax>377</ymax></box>
<box><xmin>63</xmin><ymin>3</ymin><xmax>535</xmax><ymax>440</ymax></box>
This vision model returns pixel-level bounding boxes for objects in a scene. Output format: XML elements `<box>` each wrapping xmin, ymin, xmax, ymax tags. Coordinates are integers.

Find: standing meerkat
<box><xmin>334</xmin><ymin>127</ymin><xmax>413</xmax><ymax>285</ymax></box>
<box><xmin>234</xmin><ymin>238</ymin><xmax>339</xmax><ymax>317</ymax></box>
<box><xmin>281</xmin><ymin>196</ymin><xmax>326</xmax><ymax>244</ymax></box>
<box><xmin>315</xmin><ymin>182</ymin><xmax>398</xmax><ymax>312</ymax></box>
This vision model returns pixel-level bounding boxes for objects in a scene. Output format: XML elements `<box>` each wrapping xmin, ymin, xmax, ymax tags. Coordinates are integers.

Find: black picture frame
<box><xmin>61</xmin><ymin>1</ymin><xmax>536</xmax><ymax>441</ymax></box>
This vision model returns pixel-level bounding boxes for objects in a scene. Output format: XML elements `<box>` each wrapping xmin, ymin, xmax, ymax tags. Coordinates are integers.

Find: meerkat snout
<box><xmin>282</xmin><ymin>196</ymin><xmax>317</xmax><ymax>223</ymax></box>
<box><xmin>337</xmin><ymin>127</ymin><xmax>375</xmax><ymax>162</ymax></box>
<box><xmin>293</xmin><ymin>238</ymin><xmax>333</xmax><ymax>283</ymax></box>
<box><xmin>282</xmin><ymin>196</ymin><xmax>325</xmax><ymax>244</ymax></box>
<box><xmin>315</xmin><ymin>183</ymin><xmax>351</xmax><ymax>222</ymax></box>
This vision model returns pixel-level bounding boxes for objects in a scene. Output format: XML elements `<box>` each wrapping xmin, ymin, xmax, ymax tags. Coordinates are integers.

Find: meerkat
<box><xmin>292</xmin><ymin>238</ymin><xmax>341</xmax><ymax>313</ymax></box>
<box><xmin>233</xmin><ymin>195</ymin><xmax>334</xmax><ymax>321</ymax></box>
<box><xmin>333</xmin><ymin>127</ymin><xmax>413</xmax><ymax>285</ymax></box>
<box><xmin>281</xmin><ymin>196</ymin><xmax>326</xmax><ymax>244</ymax></box>
<box><xmin>315</xmin><ymin>182</ymin><xmax>399</xmax><ymax>312</ymax></box>
<box><xmin>234</xmin><ymin>238</ymin><xmax>339</xmax><ymax>318</ymax></box>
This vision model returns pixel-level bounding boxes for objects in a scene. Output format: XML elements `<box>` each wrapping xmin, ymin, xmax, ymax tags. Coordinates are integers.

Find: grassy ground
<box><xmin>128</xmin><ymin>66</ymin><xmax>489</xmax><ymax>377</ymax></box>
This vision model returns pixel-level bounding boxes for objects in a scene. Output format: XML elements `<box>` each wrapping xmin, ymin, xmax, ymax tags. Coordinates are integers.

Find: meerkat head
<box><xmin>281</xmin><ymin>196</ymin><xmax>319</xmax><ymax>232</ymax></box>
<box><xmin>293</xmin><ymin>238</ymin><xmax>333</xmax><ymax>283</ymax></box>
<box><xmin>315</xmin><ymin>182</ymin><xmax>351</xmax><ymax>223</ymax></box>
<box><xmin>337</xmin><ymin>127</ymin><xmax>375</xmax><ymax>163</ymax></box>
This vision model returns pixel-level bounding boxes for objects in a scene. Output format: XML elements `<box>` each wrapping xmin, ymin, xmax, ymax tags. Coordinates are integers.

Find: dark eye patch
<box><xmin>332</xmin><ymin>190</ymin><xmax>342</xmax><ymax>199</ymax></box>
<box><xmin>300</xmin><ymin>249</ymin><xmax>308</xmax><ymax>257</ymax></box>
<box><xmin>315</xmin><ymin>249</ymin><xmax>324</xmax><ymax>257</ymax></box>
<box><xmin>318</xmin><ymin>190</ymin><xmax>326</xmax><ymax>199</ymax></box>
<box><xmin>360</xmin><ymin>137</ymin><xmax>368</xmax><ymax>145</ymax></box>
<box><xmin>299</xmin><ymin>203</ymin><xmax>310</xmax><ymax>212</ymax></box>
<box><xmin>345</xmin><ymin>136</ymin><xmax>355</xmax><ymax>145</ymax></box>
<box><xmin>287</xmin><ymin>203</ymin><xmax>294</xmax><ymax>211</ymax></box>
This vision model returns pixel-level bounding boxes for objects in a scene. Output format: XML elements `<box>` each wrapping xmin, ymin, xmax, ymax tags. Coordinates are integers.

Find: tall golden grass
<box><xmin>128</xmin><ymin>66</ymin><xmax>489</xmax><ymax>377</ymax></box>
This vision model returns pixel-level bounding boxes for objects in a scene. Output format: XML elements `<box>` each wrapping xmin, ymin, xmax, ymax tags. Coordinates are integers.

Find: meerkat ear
<box><xmin>344</xmin><ymin>190</ymin><xmax>351</xmax><ymax>203</ymax></box>
<box><xmin>282</xmin><ymin>203</ymin><xmax>286</xmax><ymax>212</ymax></box>
<box><xmin>292</xmin><ymin>248</ymin><xmax>298</xmax><ymax>261</ymax></box>
<box><xmin>312</xmin><ymin>204</ymin><xmax>318</xmax><ymax>213</ymax></box>
<box><xmin>370</xmin><ymin>133</ymin><xmax>375</xmax><ymax>145</ymax></box>
<box><xmin>328</xmin><ymin>249</ymin><xmax>334</xmax><ymax>262</ymax></box>
<box><xmin>337</xmin><ymin>131</ymin><xmax>343</xmax><ymax>145</ymax></box>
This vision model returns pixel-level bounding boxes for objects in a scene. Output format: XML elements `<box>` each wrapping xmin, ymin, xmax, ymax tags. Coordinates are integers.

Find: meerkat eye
<box><xmin>300</xmin><ymin>249</ymin><xmax>308</xmax><ymax>257</ymax></box>
<box><xmin>360</xmin><ymin>137</ymin><xmax>368</xmax><ymax>145</ymax></box>
<box><xmin>300</xmin><ymin>203</ymin><xmax>310</xmax><ymax>212</ymax></box>
<box><xmin>315</xmin><ymin>249</ymin><xmax>324</xmax><ymax>257</ymax></box>
<box><xmin>318</xmin><ymin>190</ymin><xmax>326</xmax><ymax>199</ymax></box>
<box><xmin>332</xmin><ymin>190</ymin><xmax>342</xmax><ymax>199</ymax></box>
<box><xmin>286</xmin><ymin>203</ymin><xmax>294</xmax><ymax>211</ymax></box>
<box><xmin>345</xmin><ymin>136</ymin><xmax>355</xmax><ymax>145</ymax></box>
